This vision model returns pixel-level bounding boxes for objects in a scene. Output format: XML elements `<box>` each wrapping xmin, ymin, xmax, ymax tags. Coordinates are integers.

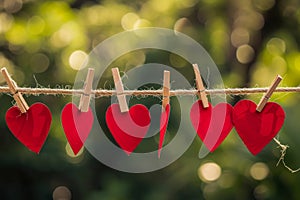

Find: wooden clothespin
<box><xmin>256</xmin><ymin>75</ymin><xmax>282</xmax><ymax>112</ymax></box>
<box><xmin>1</xmin><ymin>67</ymin><xmax>29</xmax><ymax>113</ymax></box>
<box><xmin>162</xmin><ymin>70</ymin><xmax>170</xmax><ymax>110</ymax></box>
<box><xmin>79</xmin><ymin>68</ymin><xmax>94</xmax><ymax>112</ymax></box>
<box><xmin>112</xmin><ymin>67</ymin><xmax>128</xmax><ymax>112</ymax></box>
<box><xmin>192</xmin><ymin>64</ymin><xmax>209</xmax><ymax>108</ymax></box>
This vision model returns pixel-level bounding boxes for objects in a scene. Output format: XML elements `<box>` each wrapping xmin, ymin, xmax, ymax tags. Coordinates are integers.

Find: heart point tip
<box><xmin>158</xmin><ymin>149</ymin><xmax>162</xmax><ymax>158</ymax></box>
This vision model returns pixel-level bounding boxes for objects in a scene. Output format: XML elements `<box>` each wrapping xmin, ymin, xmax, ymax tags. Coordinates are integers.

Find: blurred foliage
<box><xmin>1</xmin><ymin>0</ymin><xmax>300</xmax><ymax>199</ymax></box>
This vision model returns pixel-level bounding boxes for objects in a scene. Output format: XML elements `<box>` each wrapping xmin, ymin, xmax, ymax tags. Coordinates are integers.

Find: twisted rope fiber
<box><xmin>0</xmin><ymin>86</ymin><xmax>300</xmax><ymax>96</ymax></box>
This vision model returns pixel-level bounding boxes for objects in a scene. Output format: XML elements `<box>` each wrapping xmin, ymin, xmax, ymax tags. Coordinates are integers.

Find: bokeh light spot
<box><xmin>6</xmin><ymin>23</ymin><xmax>28</xmax><ymax>45</ymax></box>
<box><xmin>53</xmin><ymin>186</ymin><xmax>72</xmax><ymax>200</ymax></box>
<box><xmin>250</xmin><ymin>162</ymin><xmax>269</xmax><ymax>180</ymax></box>
<box><xmin>4</xmin><ymin>0</ymin><xmax>23</xmax><ymax>13</ymax></box>
<box><xmin>133</xmin><ymin>19</ymin><xmax>152</xmax><ymax>29</ymax></box>
<box><xmin>30</xmin><ymin>53</ymin><xmax>50</xmax><ymax>73</ymax></box>
<box><xmin>236</xmin><ymin>44</ymin><xmax>255</xmax><ymax>64</ymax></box>
<box><xmin>231</xmin><ymin>28</ymin><xmax>250</xmax><ymax>47</ymax></box>
<box><xmin>203</xmin><ymin>184</ymin><xmax>218</xmax><ymax>199</ymax></box>
<box><xmin>174</xmin><ymin>18</ymin><xmax>191</xmax><ymax>32</ymax></box>
<box><xmin>85</xmin><ymin>5</ymin><xmax>108</xmax><ymax>26</ymax></box>
<box><xmin>253</xmin><ymin>0</ymin><xmax>275</xmax><ymax>11</ymax></box>
<box><xmin>50</xmin><ymin>22</ymin><xmax>78</xmax><ymax>48</ymax></box>
<box><xmin>198</xmin><ymin>162</ymin><xmax>222</xmax><ymax>182</ymax></box>
<box><xmin>254</xmin><ymin>184</ymin><xmax>271</xmax><ymax>199</ymax></box>
<box><xmin>121</xmin><ymin>12</ymin><xmax>139</xmax><ymax>30</ymax></box>
<box><xmin>126</xmin><ymin>51</ymin><xmax>146</xmax><ymax>67</ymax></box>
<box><xmin>271</xmin><ymin>56</ymin><xmax>287</xmax><ymax>74</ymax></box>
<box><xmin>27</xmin><ymin>16</ymin><xmax>45</xmax><ymax>35</ymax></box>
<box><xmin>267</xmin><ymin>38</ymin><xmax>286</xmax><ymax>55</ymax></box>
<box><xmin>234</xmin><ymin>11</ymin><xmax>264</xmax><ymax>31</ymax></box>
<box><xmin>0</xmin><ymin>13</ymin><xmax>13</xmax><ymax>33</ymax></box>
<box><xmin>69</xmin><ymin>50</ymin><xmax>88</xmax><ymax>70</ymax></box>
<box><xmin>218</xmin><ymin>172</ymin><xmax>236</xmax><ymax>188</ymax></box>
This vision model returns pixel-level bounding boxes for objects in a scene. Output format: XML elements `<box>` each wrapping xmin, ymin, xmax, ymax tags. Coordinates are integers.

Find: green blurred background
<box><xmin>1</xmin><ymin>0</ymin><xmax>300</xmax><ymax>199</ymax></box>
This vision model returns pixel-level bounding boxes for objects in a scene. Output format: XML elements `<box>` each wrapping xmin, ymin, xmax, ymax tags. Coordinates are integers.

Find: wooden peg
<box><xmin>1</xmin><ymin>67</ymin><xmax>29</xmax><ymax>113</ymax></box>
<box><xmin>192</xmin><ymin>64</ymin><xmax>209</xmax><ymax>108</ymax></box>
<box><xmin>256</xmin><ymin>75</ymin><xmax>282</xmax><ymax>112</ymax></box>
<box><xmin>112</xmin><ymin>67</ymin><xmax>128</xmax><ymax>112</ymax></box>
<box><xmin>162</xmin><ymin>70</ymin><xmax>170</xmax><ymax>110</ymax></box>
<box><xmin>79</xmin><ymin>68</ymin><xmax>94</xmax><ymax>112</ymax></box>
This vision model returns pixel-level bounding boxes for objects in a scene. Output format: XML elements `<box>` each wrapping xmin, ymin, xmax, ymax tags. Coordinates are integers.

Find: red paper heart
<box><xmin>61</xmin><ymin>103</ymin><xmax>94</xmax><ymax>155</ymax></box>
<box><xmin>106</xmin><ymin>103</ymin><xmax>151</xmax><ymax>155</ymax></box>
<box><xmin>190</xmin><ymin>100</ymin><xmax>233</xmax><ymax>152</ymax></box>
<box><xmin>158</xmin><ymin>104</ymin><xmax>170</xmax><ymax>158</ymax></box>
<box><xmin>5</xmin><ymin>103</ymin><xmax>52</xmax><ymax>153</ymax></box>
<box><xmin>233</xmin><ymin>100</ymin><xmax>285</xmax><ymax>155</ymax></box>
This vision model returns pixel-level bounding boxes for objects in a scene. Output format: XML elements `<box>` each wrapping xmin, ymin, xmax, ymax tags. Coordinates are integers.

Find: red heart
<box><xmin>158</xmin><ymin>104</ymin><xmax>170</xmax><ymax>158</ymax></box>
<box><xmin>233</xmin><ymin>100</ymin><xmax>285</xmax><ymax>155</ymax></box>
<box><xmin>106</xmin><ymin>103</ymin><xmax>151</xmax><ymax>155</ymax></box>
<box><xmin>5</xmin><ymin>103</ymin><xmax>52</xmax><ymax>154</ymax></box>
<box><xmin>190</xmin><ymin>100</ymin><xmax>233</xmax><ymax>152</ymax></box>
<box><xmin>61</xmin><ymin>103</ymin><xmax>94</xmax><ymax>155</ymax></box>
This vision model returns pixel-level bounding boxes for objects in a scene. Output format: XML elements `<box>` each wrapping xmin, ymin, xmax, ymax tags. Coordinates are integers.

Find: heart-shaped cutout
<box><xmin>158</xmin><ymin>104</ymin><xmax>170</xmax><ymax>158</ymax></box>
<box><xmin>61</xmin><ymin>103</ymin><xmax>94</xmax><ymax>155</ymax></box>
<box><xmin>5</xmin><ymin>103</ymin><xmax>52</xmax><ymax>153</ymax></box>
<box><xmin>106</xmin><ymin>103</ymin><xmax>151</xmax><ymax>155</ymax></box>
<box><xmin>190</xmin><ymin>100</ymin><xmax>233</xmax><ymax>152</ymax></box>
<box><xmin>233</xmin><ymin>100</ymin><xmax>285</xmax><ymax>155</ymax></box>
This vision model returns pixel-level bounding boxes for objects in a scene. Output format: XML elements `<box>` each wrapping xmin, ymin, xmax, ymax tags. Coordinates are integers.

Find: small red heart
<box><xmin>61</xmin><ymin>103</ymin><xmax>94</xmax><ymax>155</ymax></box>
<box><xmin>158</xmin><ymin>104</ymin><xmax>170</xmax><ymax>158</ymax></box>
<box><xmin>190</xmin><ymin>100</ymin><xmax>233</xmax><ymax>152</ymax></box>
<box><xmin>5</xmin><ymin>103</ymin><xmax>52</xmax><ymax>154</ymax></box>
<box><xmin>233</xmin><ymin>100</ymin><xmax>285</xmax><ymax>155</ymax></box>
<box><xmin>106</xmin><ymin>103</ymin><xmax>151</xmax><ymax>155</ymax></box>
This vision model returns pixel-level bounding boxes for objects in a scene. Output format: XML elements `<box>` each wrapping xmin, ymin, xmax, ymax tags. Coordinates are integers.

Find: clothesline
<box><xmin>0</xmin><ymin>86</ymin><xmax>300</xmax><ymax>96</ymax></box>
